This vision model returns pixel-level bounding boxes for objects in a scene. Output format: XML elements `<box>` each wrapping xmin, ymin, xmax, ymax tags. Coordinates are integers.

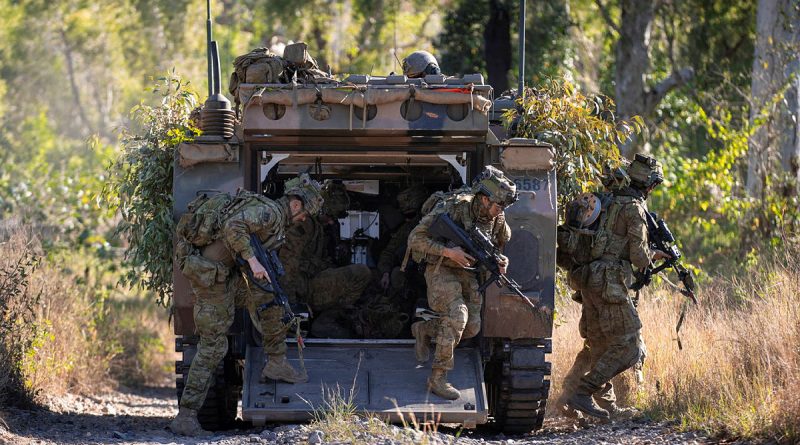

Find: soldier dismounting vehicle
<box><xmin>170</xmin><ymin>174</ymin><xmax>323</xmax><ymax>436</ymax></box>
<box><xmin>407</xmin><ymin>166</ymin><xmax>517</xmax><ymax>400</ymax></box>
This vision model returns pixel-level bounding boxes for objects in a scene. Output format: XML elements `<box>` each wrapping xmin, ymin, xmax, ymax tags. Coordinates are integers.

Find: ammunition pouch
<box><xmin>182</xmin><ymin>254</ymin><xmax>230</xmax><ymax>288</ymax></box>
<box><xmin>567</xmin><ymin>264</ymin><xmax>590</xmax><ymax>292</ymax></box>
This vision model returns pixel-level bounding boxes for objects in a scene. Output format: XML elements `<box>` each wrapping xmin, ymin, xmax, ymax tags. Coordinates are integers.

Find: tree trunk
<box><xmin>484</xmin><ymin>0</ymin><xmax>512</xmax><ymax>94</ymax></box>
<box><xmin>606</xmin><ymin>0</ymin><xmax>694</xmax><ymax>157</ymax></box>
<box><xmin>614</xmin><ymin>0</ymin><xmax>653</xmax><ymax>128</ymax></box>
<box><xmin>59</xmin><ymin>29</ymin><xmax>93</xmax><ymax>137</ymax></box>
<box><xmin>746</xmin><ymin>0</ymin><xmax>800</xmax><ymax>198</ymax></box>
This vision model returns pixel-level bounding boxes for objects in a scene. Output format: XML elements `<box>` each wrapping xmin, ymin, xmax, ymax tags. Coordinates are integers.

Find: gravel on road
<box><xmin>0</xmin><ymin>386</ymin><xmax>724</xmax><ymax>445</ymax></box>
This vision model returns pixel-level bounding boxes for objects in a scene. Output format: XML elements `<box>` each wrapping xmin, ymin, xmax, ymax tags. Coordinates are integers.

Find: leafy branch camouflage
<box><xmin>104</xmin><ymin>73</ymin><xmax>200</xmax><ymax>306</ymax></box>
<box><xmin>504</xmin><ymin>80</ymin><xmax>644</xmax><ymax>206</ymax></box>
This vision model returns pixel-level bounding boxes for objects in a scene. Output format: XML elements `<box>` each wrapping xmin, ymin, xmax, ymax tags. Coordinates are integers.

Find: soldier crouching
<box><xmin>407</xmin><ymin>166</ymin><xmax>516</xmax><ymax>400</ymax></box>
<box><xmin>169</xmin><ymin>174</ymin><xmax>324</xmax><ymax>436</ymax></box>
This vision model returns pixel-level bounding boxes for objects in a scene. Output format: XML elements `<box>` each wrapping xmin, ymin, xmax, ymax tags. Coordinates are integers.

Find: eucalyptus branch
<box><xmin>594</xmin><ymin>0</ymin><xmax>620</xmax><ymax>34</ymax></box>
<box><xmin>645</xmin><ymin>67</ymin><xmax>695</xmax><ymax>116</ymax></box>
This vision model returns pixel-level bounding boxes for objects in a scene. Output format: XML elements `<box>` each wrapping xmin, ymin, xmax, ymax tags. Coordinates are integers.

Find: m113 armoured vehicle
<box><xmin>172</xmin><ymin>5</ymin><xmax>555</xmax><ymax>434</ymax></box>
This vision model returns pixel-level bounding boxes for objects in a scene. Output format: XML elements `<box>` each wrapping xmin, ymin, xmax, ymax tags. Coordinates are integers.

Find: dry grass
<box><xmin>0</xmin><ymin>220</ymin><xmax>173</xmax><ymax>406</ymax></box>
<box><xmin>550</xmin><ymin>255</ymin><xmax>800</xmax><ymax>443</ymax></box>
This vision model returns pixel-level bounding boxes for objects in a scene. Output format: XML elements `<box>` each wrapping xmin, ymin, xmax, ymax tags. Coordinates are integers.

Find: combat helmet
<box><xmin>321</xmin><ymin>180</ymin><xmax>350</xmax><ymax>218</ymax></box>
<box><xmin>565</xmin><ymin>192</ymin><xmax>603</xmax><ymax>234</ymax></box>
<box><xmin>397</xmin><ymin>184</ymin><xmax>429</xmax><ymax>214</ymax></box>
<box><xmin>626</xmin><ymin>154</ymin><xmax>664</xmax><ymax>189</ymax></box>
<box><xmin>472</xmin><ymin>166</ymin><xmax>518</xmax><ymax>207</ymax></box>
<box><xmin>284</xmin><ymin>173</ymin><xmax>324</xmax><ymax>216</ymax></box>
<box><xmin>402</xmin><ymin>51</ymin><xmax>441</xmax><ymax>78</ymax></box>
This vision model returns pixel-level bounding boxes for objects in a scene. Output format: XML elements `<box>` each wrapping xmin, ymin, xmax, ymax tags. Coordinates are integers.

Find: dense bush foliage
<box><xmin>104</xmin><ymin>74</ymin><xmax>199</xmax><ymax>307</ymax></box>
<box><xmin>505</xmin><ymin>80</ymin><xmax>643</xmax><ymax>202</ymax></box>
<box><xmin>0</xmin><ymin>244</ymin><xmax>40</xmax><ymax>405</ymax></box>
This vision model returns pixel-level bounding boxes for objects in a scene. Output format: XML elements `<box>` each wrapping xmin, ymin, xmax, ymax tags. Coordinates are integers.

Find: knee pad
<box><xmin>447</xmin><ymin>302</ymin><xmax>468</xmax><ymax>333</ymax></box>
<box><xmin>462</xmin><ymin>318</ymin><xmax>481</xmax><ymax>339</ymax></box>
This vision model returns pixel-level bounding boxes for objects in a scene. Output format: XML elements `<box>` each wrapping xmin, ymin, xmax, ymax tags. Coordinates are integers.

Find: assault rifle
<box><xmin>428</xmin><ymin>213</ymin><xmax>536</xmax><ymax>310</ymax></box>
<box><xmin>236</xmin><ymin>233</ymin><xmax>295</xmax><ymax>324</ymax></box>
<box><xmin>630</xmin><ymin>211</ymin><xmax>697</xmax><ymax>304</ymax></box>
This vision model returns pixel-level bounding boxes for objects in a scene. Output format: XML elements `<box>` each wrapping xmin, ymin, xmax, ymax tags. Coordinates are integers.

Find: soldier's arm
<box><xmin>377</xmin><ymin>227</ymin><xmax>404</xmax><ymax>274</ymax></box>
<box><xmin>407</xmin><ymin>207</ymin><xmax>448</xmax><ymax>258</ymax></box>
<box><xmin>626</xmin><ymin>203</ymin><xmax>652</xmax><ymax>270</ymax></box>
<box><xmin>222</xmin><ymin>205</ymin><xmax>280</xmax><ymax>260</ymax></box>
<box><xmin>493</xmin><ymin>213</ymin><xmax>512</xmax><ymax>250</ymax></box>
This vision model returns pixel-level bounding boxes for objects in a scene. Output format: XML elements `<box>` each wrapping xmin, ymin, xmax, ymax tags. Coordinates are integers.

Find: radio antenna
<box><xmin>206</xmin><ymin>0</ymin><xmax>214</xmax><ymax>97</ymax></box>
<box><xmin>199</xmin><ymin>0</ymin><xmax>234</xmax><ymax>140</ymax></box>
<box><xmin>518</xmin><ymin>0</ymin><xmax>526</xmax><ymax>101</ymax></box>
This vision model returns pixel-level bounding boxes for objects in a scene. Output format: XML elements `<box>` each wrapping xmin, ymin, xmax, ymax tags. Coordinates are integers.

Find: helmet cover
<box><xmin>472</xmin><ymin>166</ymin><xmax>518</xmax><ymax>207</ymax></box>
<box><xmin>396</xmin><ymin>184</ymin><xmax>429</xmax><ymax>214</ymax></box>
<box><xmin>627</xmin><ymin>154</ymin><xmax>664</xmax><ymax>188</ymax></box>
<box><xmin>320</xmin><ymin>180</ymin><xmax>350</xmax><ymax>218</ymax></box>
<box><xmin>284</xmin><ymin>173</ymin><xmax>324</xmax><ymax>216</ymax></box>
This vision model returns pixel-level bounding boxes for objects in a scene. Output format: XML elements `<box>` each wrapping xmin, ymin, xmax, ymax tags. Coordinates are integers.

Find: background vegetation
<box><xmin>0</xmin><ymin>0</ymin><xmax>798</xmax><ymax>443</ymax></box>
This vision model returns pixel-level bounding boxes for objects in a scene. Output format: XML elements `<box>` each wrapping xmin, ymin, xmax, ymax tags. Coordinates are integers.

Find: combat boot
<box><xmin>169</xmin><ymin>407</ymin><xmax>212</xmax><ymax>437</ymax></box>
<box><xmin>261</xmin><ymin>354</ymin><xmax>308</xmax><ymax>383</ymax></box>
<box><xmin>566</xmin><ymin>383</ymin><xmax>610</xmax><ymax>419</ymax></box>
<box><xmin>427</xmin><ymin>368</ymin><xmax>460</xmax><ymax>400</ymax></box>
<box><xmin>559</xmin><ymin>403</ymin><xmax>584</xmax><ymax>420</ymax></box>
<box><xmin>595</xmin><ymin>398</ymin><xmax>638</xmax><ymax>419</ymax></box>
<box><xmin>411</xmin><ymin>321</ymin><xmax>432</xmax><ymax>363</ymax></box>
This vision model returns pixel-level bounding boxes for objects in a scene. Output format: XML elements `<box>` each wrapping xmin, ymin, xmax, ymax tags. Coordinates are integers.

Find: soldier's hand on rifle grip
<box><xmin>652</xmin><ymin>249</ymin><xmax>670</xmax><ymax>261</ymax></box>
<box><xmin>498</xmin><ymin>254</ymin><xmax>509</xmax><ymax>275</ymax></box>
<box><xmin>444</xmin><ymin>247</ymin><xmax>476</xmax><ymax>268</ymax></box>
<box><xmin>246</xmin><ymin>256</ymin><xmax>271</xmax><ymax>282</ymax></box>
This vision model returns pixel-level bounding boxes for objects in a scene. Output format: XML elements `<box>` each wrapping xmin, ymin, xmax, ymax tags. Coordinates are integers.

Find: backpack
<box><xmin>176</xmin><ymin>193</ymin><xmax>235</xmax><ymax>247</ymax></box>
<box><xmin>419</xmin><ymin>186</ymin><xmax>472</xmax><ymax>216</ymax></box>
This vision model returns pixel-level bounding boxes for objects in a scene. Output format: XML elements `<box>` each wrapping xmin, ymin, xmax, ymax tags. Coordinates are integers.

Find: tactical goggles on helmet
<box><xmin>472</xmin><ymin>166</ymin><xmax>519</xmax><ymax>208</ymax></box>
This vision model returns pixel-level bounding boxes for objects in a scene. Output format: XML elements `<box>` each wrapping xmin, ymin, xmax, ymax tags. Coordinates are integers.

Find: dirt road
<box><xmin>0</xmin><ymin>386</ymin><xmax>717</xmax><ymax>445</ymax></box>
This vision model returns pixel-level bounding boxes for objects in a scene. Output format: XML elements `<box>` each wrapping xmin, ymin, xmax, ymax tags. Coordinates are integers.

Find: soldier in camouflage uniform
<box><xmin>408</xmin><ymin>166</ymin><xmax>516</xmax><ymax>400</ymax></box>
<box><xmin>559</xmin><ymin>155</ymin><xmax>668</xmax><ymax>419</ymax></box>
<box><xmin>278</xmin><ymin>180</ymin><xmax>371</xmax><ymax>336</ymax></box>
<box><xmin>170</xmin><ymin>174</ymin><xmax>323</xmax><ymax>436</ymax></box>
<box><xmin>377</xmin><ymin>184</ymin><xmax>430</xmax><ymax>313</ymax></box>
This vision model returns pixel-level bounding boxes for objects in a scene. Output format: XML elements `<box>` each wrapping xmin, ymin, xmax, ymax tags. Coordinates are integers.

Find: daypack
<box><xmin>176</xmin><ymin>191</ymin><xmax>272</xmax><ymax>247</ymax></box>
<box><xmin>176</xmin><ymin>193</ymin><xmax>235</xmax><ymax>247</ymax></box>
<box><xmin>420</xmin><ymin>186</ymin><xmax>472</xmax><ymax>216</ymax></box>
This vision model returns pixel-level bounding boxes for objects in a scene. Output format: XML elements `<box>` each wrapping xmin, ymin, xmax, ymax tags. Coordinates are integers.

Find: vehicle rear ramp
<box><xmin>242</xmin><ymin>340</ymin><xmax>488</xmax><ymax>427</ymax></box>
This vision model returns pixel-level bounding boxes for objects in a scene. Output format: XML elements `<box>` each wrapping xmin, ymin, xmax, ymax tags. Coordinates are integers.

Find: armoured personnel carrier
<box><xmin>172</xmin><ymin>35</ymin><xmax>556</xmax><ymax>433</ymax></box>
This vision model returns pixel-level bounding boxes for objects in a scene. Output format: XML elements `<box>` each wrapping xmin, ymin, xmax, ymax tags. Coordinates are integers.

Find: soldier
<box><xmin>278</xmin><ymin>180</ymin><xmax>372</xmax><ymax>336</ymax></box>
<box><xmin>402</xmin><ymin>50</ymin><xmax>442</xmax><ymax>78</ymax></box>
<box><xmin>377</xmin><ymin>184</ymin><xmax>430</xmax><ymax>311</ymax></box>
<box><xmin>407</xmin><ymin>166</ymin><xmax>516</xmax><ymax>400</ymax></box>
<box><xmin>170</xmin><ymin>174</ymin><xmax>324</xmax><ymax>436</ymax></box>
<box><xmin>559</xmin><ymin>154</ymin><xmax>668</xmax><ymax>419</ymax></box>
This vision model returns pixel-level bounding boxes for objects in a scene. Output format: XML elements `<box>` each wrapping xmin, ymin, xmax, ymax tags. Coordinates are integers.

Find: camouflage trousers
<box><xmin>306</xmin><ymin>264</ymin><xmax>371</xmax><ymax>312</ymax></box>
<box><xmin>420</xmin><ymin>264</ymin><xmax>481</xmax><ymax>371</ymax></box>
<box><xmin>561</xmin><ymin>330</ymin><xmax>644</xmax><ymax>399</ymax></box>
<box><xmin>180</xmin><ymin>258</ymin><xmax>287</xmax><ymax>411</ymax></box>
